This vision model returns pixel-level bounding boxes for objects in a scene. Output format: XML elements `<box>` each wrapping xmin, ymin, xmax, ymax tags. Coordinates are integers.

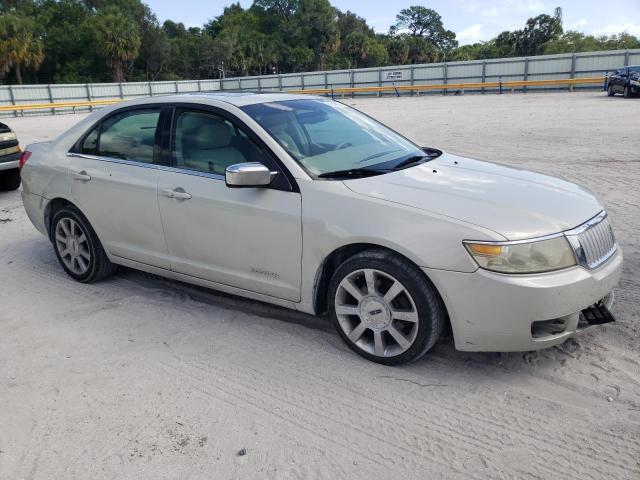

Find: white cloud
<box><xmin>568</xmin><ymin>18</ymin><xmax>588</xmax><ymax>30</ymax></box>
<box><xmin>480</xmin><ymin>0</ymin><xmax>547</xmax><ymax>18</ymax></box>
<box><xmin>455</xmin><ymin>0</ymin><xmax>480</xmax><ymax>14</ymax></box>
<box><xmin>591</xmin><ymin>23</ymin><xmax>640</xmax><ymax>36</ymax></box>
<box><xmin>457</xmin><ymin>24</ymin><xmax>484</xmax><ymax>44</ymax></box>
<box><xmin>481</xmin><ymin>6</ymin><xmax>501</xmax><ymax>17</ymax></box>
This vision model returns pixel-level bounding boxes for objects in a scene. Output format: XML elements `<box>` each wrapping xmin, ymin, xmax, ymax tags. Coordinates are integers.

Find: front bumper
<box><xmin>424</xmin><ymin>248</ymin><xmax>623</xmax><ymax>352</ymax></box>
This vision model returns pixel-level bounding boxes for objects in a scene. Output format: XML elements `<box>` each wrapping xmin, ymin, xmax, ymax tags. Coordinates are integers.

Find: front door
<box><xmin>157</xmin><ymin>108</ymin><xmax>302</xmax><ymax>302</ymax></box>
<box><xmin>68</xmin><ymin>107</ymin><xmax>170</xmax><ymax>268</ymax></box>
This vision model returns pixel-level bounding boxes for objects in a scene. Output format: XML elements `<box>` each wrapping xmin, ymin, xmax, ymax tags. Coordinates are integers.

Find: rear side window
<box><xmin>80</xmin><ymin>109</ymin><xmax>161</xmax><ymax>163</ymax></box>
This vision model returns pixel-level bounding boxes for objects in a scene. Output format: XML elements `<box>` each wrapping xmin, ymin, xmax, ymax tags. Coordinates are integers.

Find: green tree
<box><xmin>391</xmin><ymin>5</ymin><xmax>457</xmax><ymax>53</ymax></box>
<box><xmin>2</xmin><ymin>0</ymin><xmax>640</xmax><ymax>84</ymax></box>
<box><xmin>520</xmin><ymin>13</ymin><xmax>562</xmax><ymax>55</ymax></box>
<box><xmin>494</xmin><ymin>30</ymin><xmax>522</xmax><ymax>57</ymax></box>
<box><xmin>33</xmin><ymin>0</ymin><xmax>103</xmax><ymax>83</ymax></box>
<box><xmin>385</xmin><ymin>36</ymin><xmax>409</xmax><ymax>65</ymax></box>
<box><xmin>0</xmin><ymin>13</ymin><xmax>44</xmax><ymax>84</ymax></box>
<box><xmin>295</xmin><ymin>0</ymin><xmax>340</xmax><ymax>70</ymax></box>
<box><xmin>404</xmin><ymin>35</ymin><xmax>438</xmax><ymax>64</ymax></box>
<box><xmin>449</xmin><ymin>42</ymin><xmax>499</xmax><ymax>61</ymax></box>
<box><xmin>91</xmin><ymin>7</ymin><xmax>141</xmax><ymax>82</ymax></box>
<box><xmin>253</xmin><ymin>0</ymin><xmax>299</xmax><ymax>17</ymax></box>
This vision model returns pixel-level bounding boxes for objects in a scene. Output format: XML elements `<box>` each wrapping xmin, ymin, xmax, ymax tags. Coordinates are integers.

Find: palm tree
<box><xmin>92</xmin><ymin>8</ymin><xmax>141</xmax><ymax>83</ymax></box>
<box><xmin>0</xmin><ymin>14</ymin><xmax>45</xmax><ymax>84</ymax></box>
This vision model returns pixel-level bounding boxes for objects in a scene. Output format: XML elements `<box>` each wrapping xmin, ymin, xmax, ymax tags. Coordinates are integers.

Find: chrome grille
<box><xmin>565</xmin><ymin>212</ymin><xmax>617</xmax><ymax>269</ymax></box>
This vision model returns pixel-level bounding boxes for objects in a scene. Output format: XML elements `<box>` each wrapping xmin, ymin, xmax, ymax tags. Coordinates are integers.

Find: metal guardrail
<box><xmin>289</xmin><ymin>76</ymin><xmax>604</xmax><ymax>95</ymax></box>
<box><xmin>2</xmin><ymin>48</ymin><xmax>637</xmax><ymax>117</ymax></box>
<box><xmin>0</xmin><ymin>98</ymin><xmax>121</xmax><ymax>113</ymax></box>
<box><xmin>0</xmin><ymin>76</ymin><xmax>606</xmax><ymax>114</ymax></box>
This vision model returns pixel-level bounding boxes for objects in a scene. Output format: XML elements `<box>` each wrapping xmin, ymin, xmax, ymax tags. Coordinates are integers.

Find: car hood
<box><xmin>344</xmin><ymin>152</ymin><xmax>602</xmax><ymax>240</ymax></box>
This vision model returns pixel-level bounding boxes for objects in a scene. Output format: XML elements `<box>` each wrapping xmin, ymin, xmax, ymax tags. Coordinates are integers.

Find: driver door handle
<box><xmin>163</xmin><ymin>188</ymin><xmax>192</xmax><ymax>200</ymax></box>
<box><xmin>71</xmin><ymin>171</ymin><xmax>91</xmax><ymax>182</ymax></box>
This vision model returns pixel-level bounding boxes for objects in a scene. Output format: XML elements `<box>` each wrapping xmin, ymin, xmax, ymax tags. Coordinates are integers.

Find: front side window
<box><xmin>241</xmin><ymin>99</ymin><xmax>428</xmax><ymax>176</ymax></box>
<box><xmin>89</xmin><ymin>109</ymin><xmax>160</xmax><ymax>163</ymax></box>
<box><xmin>172</xmin><ymin>110</ymin><xmax>269</xmax><ymax>176</ymax></box>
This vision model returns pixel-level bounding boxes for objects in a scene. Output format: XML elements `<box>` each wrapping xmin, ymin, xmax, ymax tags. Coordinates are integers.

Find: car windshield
<box><xmin>241</xmin><ymin>99</ymin><xmax>429</xmax><ymax>176</ymax></box>
<box><xmin>629</xmin><ymin>66</ymin><xmax>640</xmax><ymax>76</ymax></box>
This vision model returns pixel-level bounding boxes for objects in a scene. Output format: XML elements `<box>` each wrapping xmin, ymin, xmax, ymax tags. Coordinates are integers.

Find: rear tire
<box><xmin>51</xmin><ymin>206</ymin><xmax>117</xmax><ymax>283</ymax></box>
<box><xmin>328</xmin><ymin>249</ymin><xmax>445</xmax><ymax>365</ymax></box>
<box><xmin>0</xmin><ymin>168</ymin><xmax>21</xmax><ymax>191</ymax></box>
<box><xmin>607</xmin><ymin>85</ymin><xmax>615</xmax><ymax>97</ymax></box>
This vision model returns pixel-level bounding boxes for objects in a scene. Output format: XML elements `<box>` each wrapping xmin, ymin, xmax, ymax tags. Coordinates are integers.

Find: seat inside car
<box><xmin>257</xmin><ymin>111</ymin><xmax>305</xmax><ymax>158</ymax></box>
<box><xmin>178</xmin><ymin>113</ymin><xmax>247</xmax><ymax>175</ymax></box>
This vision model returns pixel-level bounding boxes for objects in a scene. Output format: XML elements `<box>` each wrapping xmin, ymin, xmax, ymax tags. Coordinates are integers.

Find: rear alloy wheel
<box><xmin>55</xmin><ymin>217</ymin><xmax>92</xmax><ymax>276</ymax></box>
<box><xmin>329</xmin><ymin>250</ymin><xmax>445</xmax><ymax>365</ymax></box>
<box><xmin>607</xmin><ymin>85</ymin><xmax>615</xmax><ymax>97</ymax></box>
<box><xmin>51</xmin><ymin>206</ymin><xmax>117</xmax><ymax>283</ymax></box>
<box><xmin>0</xmin><ymin>168</ymin><xmax>21</xmax><ymax>191</ymax></box>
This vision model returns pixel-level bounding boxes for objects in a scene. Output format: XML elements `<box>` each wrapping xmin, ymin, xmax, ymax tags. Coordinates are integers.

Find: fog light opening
<box><xmin>531</xmin><ymin>318</ymin><xmax>569</xmax><ymax>339</ymax></box>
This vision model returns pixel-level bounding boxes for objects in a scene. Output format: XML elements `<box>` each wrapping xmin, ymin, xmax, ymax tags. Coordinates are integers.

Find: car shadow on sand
<box><xmin>116</xmin><ymin>266</ymin><xmax>588</xmax><ymax>376</ymax></box>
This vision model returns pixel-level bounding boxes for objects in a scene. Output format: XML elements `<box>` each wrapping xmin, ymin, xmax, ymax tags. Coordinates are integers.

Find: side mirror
<box><xmin>225</xmin><ymin>162</ymin><xmax>276</xmax><ymax>188</ymax></box>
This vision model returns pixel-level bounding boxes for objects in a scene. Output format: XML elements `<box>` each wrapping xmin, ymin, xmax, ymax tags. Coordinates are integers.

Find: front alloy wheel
<box><xmin>335</xmin><ymin>269</ymin><xmax>419</xmax><ymax>357</ymax></box>
<box><xmin>329</xmin><ymin>249</ymin><xmax>445</xmax><ymax>365</ymax></box>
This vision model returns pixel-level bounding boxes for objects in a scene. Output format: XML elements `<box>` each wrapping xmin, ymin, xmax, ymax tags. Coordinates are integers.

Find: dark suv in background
<box><xmin>0</xmin><ymin>121</ymin><xmax>21</xmax><ymax>191</ymax></box>
<box><xmin>607</xmin><ymin>66</ymin><xmax>640</xmax><ymax>98</ymax></box>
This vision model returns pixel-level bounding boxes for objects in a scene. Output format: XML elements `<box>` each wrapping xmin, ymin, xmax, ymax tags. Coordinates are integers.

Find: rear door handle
<box><xmin>162</xmin><ymin>188</ymin><xmax>192</xmax><ymax>200</ymax></box>
<box><xmin>71</xmin><ymin>171</ymin><xmax>91</xmax><ymax>182</ymax></box>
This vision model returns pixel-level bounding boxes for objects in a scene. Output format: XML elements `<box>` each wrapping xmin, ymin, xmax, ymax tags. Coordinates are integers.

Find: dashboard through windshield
<box><xmin>241</xmin><ymin>99</ymin><xmax>434</xmax><ymax>177</ymax></box>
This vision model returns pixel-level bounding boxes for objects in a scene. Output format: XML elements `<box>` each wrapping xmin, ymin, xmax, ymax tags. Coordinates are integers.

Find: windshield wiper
<box><xmin>392</xmin><ymin>155</ymin><xmax>428</xmax><ymax>171</ymax></box>
<box><xmin>317</xmin><ymin>168</ymin><xmax>389</xmax><ymax>179</ymax></box>
<box><xmin>358</xmin><ymin>149</ymin><xmax>401</xmax><ymax>164</ymax></box>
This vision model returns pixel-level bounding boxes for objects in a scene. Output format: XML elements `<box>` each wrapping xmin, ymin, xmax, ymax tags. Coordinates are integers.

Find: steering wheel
<box><xmin>335</xmin><ymin>141</ymin><xmax>353</xmax><ymax>150</ymax></box>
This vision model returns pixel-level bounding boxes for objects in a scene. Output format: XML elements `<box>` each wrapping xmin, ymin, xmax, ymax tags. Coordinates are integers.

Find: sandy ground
<box><xmin>1</xmin><ymin>91</ymin><xmax>639</xmax><ymax>479</ymax></box>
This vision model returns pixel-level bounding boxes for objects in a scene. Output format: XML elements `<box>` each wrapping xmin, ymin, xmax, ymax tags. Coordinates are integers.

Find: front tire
<box><xmin>0</xmin><ymin>168</ymin><xmax>21</xmax><ymax>191</ymax></box>
<box><xmin>623</xmin><ymin>86</ymin><xmax>631</xmax><ymax>98</ymax></box>
<box><xmin>328</xmin><ymin>249</ymin><xmax>445</xmax><ymax>365</ymax></box>
<box><xmin>51</xmin><ymin>206</ymin><xmax>117</xmax><ymax>283</ymax></box>
<box><xmin>607</xmin><ymin>85</ymin><xmax>615</xmax><ymax>97</ymax></box>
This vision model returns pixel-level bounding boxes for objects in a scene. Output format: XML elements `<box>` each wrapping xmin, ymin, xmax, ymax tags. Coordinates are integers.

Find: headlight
<box><xmin>464</xmin><ymin>235</ymin><xmax>576</xmax><ymax>274</ymax></box>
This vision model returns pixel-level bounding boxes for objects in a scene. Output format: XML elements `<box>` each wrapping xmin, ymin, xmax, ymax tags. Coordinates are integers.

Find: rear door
<box><xmin>156</xmin><ymin>106</ymin><xmax>302</xmax><ymax>301</ymax></box>
<box><xmin>67</xmin><ymin>106</ymin><xmax>170</xmax><ymax>268</ymax></box>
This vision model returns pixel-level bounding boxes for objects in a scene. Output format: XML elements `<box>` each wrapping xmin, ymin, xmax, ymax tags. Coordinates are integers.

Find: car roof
<box><xmin>157</xmin><ymin>91</ymin><xmax>322</xmax><ymax>107</ymax></box>
<box><xmin>98</xmin><ymin>92</ymin><xmax>327</xmax><ymax>114</ymax></box>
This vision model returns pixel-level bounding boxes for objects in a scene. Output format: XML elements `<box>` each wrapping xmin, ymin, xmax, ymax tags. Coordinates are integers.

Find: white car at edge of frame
<box><xmin>20</xmin><ymin>93</ymin><xmax>623</xmax><ymax>365</ymax></box>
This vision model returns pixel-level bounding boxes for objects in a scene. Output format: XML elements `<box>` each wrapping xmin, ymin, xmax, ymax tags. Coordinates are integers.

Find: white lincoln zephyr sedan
<box><xmin>20</xmin><ymin>93</ymin><xmax>622</xmax><ymax>364</ymax></box>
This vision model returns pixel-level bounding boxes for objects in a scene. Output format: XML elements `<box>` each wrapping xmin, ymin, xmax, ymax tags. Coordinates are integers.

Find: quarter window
<box><xmin>172</xmin><ymin>110</ymin><xmax>269</xmax><ymax>176</ymax></box>
<box><xmin>81</xmin><ymin>127</ymin><xmax>98</xmax><ymax>155</ymax></box>
<box><xmin>95</xmin><ymin>109</ymin><xmax>160</xmax><ymax>163</ymax></box>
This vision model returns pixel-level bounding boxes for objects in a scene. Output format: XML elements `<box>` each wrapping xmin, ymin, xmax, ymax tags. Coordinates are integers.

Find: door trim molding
<box><xmin>68</xmin><ymin>152</ymin><xmax>228</xmax><ymax>181</ymax></box>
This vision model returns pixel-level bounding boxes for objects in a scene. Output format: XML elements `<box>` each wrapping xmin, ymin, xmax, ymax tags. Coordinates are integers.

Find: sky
<box><xmin>146</xmin><ymin>0</ymin><xmax>640</xmax><ymax>45</ymax></box>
